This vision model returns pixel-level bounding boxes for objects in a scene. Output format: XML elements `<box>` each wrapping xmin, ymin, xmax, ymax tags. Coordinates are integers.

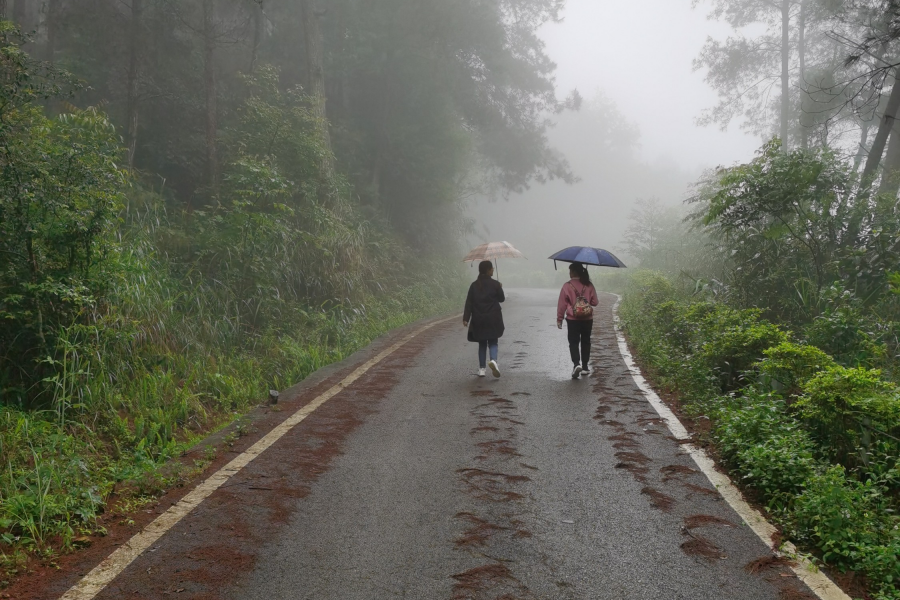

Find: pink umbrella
<box><xmin>462</xmin><ymin>241</ymin><xmax>526</xmax><ymax>280</ymax></box>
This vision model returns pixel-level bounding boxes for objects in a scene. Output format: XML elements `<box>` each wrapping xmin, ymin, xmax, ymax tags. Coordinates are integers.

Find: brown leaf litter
<box><xmin>641</xmin><ymin>487</ymin><xmax>676</xmax><ymax>512</ymax></box>
<box><xmin>683</xmin><ymin>514</ymin><xmax>734</xmax><ymax>530</ymax></box>
<box><xmin>744</xmin><ymin>555</ymin><xmax>797</xmax><ymax>575</ymax></box>
<box><xmin>680</xmin><ymin>534</ymin><xmax>726</xmax><ymax>561</ymax></box>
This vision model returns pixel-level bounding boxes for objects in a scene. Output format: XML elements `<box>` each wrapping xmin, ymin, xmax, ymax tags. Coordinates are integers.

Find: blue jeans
<box><xmin>478</xmin><ymin>339</ymin><xmax>499</xmax><ymax>368</ymax></box>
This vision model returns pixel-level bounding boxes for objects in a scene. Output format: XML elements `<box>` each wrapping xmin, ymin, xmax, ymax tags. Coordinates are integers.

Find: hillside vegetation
<box><xmin>620</xmin><ymin>143</ymin><xmax>900</xmax><ymax>598</ymax></box>
<box><xmin>0</xmin><ymin>0</ymin><xmax>570</xmax><ymax>579</ymax></box>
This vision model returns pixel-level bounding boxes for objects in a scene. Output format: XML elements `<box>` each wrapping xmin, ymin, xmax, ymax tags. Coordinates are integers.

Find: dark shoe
<box><xmin>572</xmin><ymin>365</ymin><xmax>582</xmax><ymax>379</ymax></box>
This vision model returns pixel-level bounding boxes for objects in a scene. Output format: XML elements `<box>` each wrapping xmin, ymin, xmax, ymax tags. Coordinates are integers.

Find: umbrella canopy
<box><xmin>548</xmin><ymin>246</ymin><xmax>627</xmax><ymax>269</ymax></box>
<box><xmin>463</xmin><ymin>241</ymin><xmax>526</xmax><ymax>262</ymax></box>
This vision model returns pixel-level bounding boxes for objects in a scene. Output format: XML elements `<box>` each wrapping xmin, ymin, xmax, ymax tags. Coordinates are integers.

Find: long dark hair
<box><xmin>569</xmin><ymin>262</ymin><xmax>591</xmax><ymax>287</ymax></box>
<box><xmin>476</xmin><ymin>260</ymin><xmax>493</xmax><ymax>290</ymax></box>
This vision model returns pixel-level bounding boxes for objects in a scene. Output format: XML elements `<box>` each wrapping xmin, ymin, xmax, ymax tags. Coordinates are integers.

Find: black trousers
<box><xmin>566</xmin><ymin>318</ymin><xmax>593</xmax><ymax>368</ymax></box>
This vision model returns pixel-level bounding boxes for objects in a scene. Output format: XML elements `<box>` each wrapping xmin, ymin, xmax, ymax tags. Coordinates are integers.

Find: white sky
<box><xmin>464</xmin><ymin>0</ymin><xmax>772</xmax><ymax>265</ymax></box>
<box><xmin>540</xmin><ymin>0</ymin><xmax>763</xmax><ymax>172</ymax></box>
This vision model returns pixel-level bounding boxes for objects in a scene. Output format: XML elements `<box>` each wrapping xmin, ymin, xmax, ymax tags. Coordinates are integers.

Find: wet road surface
<box><xmin>50</xmin><ymin>289</ymin><xmax>816</xmax><ymax>600</ymax></box>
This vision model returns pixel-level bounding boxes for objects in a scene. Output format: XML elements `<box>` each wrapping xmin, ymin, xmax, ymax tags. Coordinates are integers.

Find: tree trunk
<box><xmin>0</xmin><ymin>1</ymin><xmax>7</xmax><ymax>19</ymax></box>
<box><xmin>780</xmin><ymin>0</ymin><xmax>790</xmax><ymax>150</ymax></box>
<box><xmin>860</xmin><ymin>71</ymin><xmax>900</xmax><ymax>192</ymax></box>
<box><xmin>249</xmin><ymin>0</ymin><xmax>263</xmax><ymax>74</ymax></box>
<box><xmin>203</xmin><ymin>0</ymin><xmax>219</xmax><ymax>194</ymax></box>
<box><xmin>300</xmin><ymin>0</ymin><xmax>335</xmax><ymax>186</ymax></box>
<box><xmin>336</xmin><ymin>0</ymin><xmax>350</xmax><ymax>116</ymax></box>
<box><xmin>878</xmin><ymin>117</ymin><xmax>900</xmax><ymax>199</ymax></box>
<box><xmin>125</xmin><ymin>0</ymin><xmax>143</xmax><ymax>168</ymax></box>
<box><xmin>798</xmin><ymin>0</ymin><xmax>808</xmax><ymax>150</ymax></box>
<box><xmin>854</xmin><ymin>121</ymin><xmax>871</xmax><ymax>174</ymax></box>
<box><xmin>46</xmin><ymin>0</ymin><xmax>60</xmax><ymax>63</ymax></box>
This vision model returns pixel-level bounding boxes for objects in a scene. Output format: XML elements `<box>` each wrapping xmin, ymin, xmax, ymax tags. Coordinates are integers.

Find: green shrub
<box><xmin>710</xmin><ymin>391</ymin><xmax>818</xmax><ymax>510</ymax></box>
<box><xmin>623</xmin><ymin>270</ymin><xmax>677</xmax><ymax>311</ymax></box>
<box><xmin>805</xmin><ymin>286</ymin><xmax>889</xmax><ymax>370</ymax></box>
<box><xmin>0</xmin><ymin>106</ymin><xmax>127</xmax><ymax>408</ymax></box>
<box><xmin>797</xmin><ymin>366</ymin><xmax>900</xmax><ymax>472</ymax></box>
<box><xmin>619</xmin><ymin>278</ymin><xmax>715</xmax><ymax>398</ymax></box>
<box><xmin>789</xmin><ymin>466</ymin><xmax>900</xmax><ymax>582</ymax></box>
<box><xmin>696</xmin><ymin>307</ymin><xmax>789</xmax><ymax>391</ymax></box>
<box><xmin>649</xmin><ymin>300</ymin><xmax>694</xmax><ymax>353</ymax></box>
<box><xmin>592</xmin><ymin>269</ymin><xmax>630</xmax><ymax>294</ymax></box>
<box><xmin>755</xmin><ymin>341</ymin><xmax>837</xmax><ymax>395</ymax></box>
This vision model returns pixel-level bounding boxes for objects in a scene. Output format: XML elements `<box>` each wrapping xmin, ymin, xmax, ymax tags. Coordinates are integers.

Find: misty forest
<box><xmin>2</xmin><ymin>0</ymin><xmax>900</xmax><ymax>597</ymax></box>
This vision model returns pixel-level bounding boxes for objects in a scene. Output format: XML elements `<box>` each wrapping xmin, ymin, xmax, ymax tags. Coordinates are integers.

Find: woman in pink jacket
<box><xmin>556</xmin><ymin>262</ymin><xmax>599</xmax><ymax>379</ymax></box>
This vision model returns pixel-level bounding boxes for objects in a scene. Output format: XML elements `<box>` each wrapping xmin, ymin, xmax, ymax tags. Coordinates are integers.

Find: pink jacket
<box><xmin>557</xmin><ymin>278</ymin><xmax>599</xmax><ymax>321</ymax></box>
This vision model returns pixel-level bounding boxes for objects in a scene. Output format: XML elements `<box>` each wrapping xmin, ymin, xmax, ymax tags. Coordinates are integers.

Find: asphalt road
<box><xmin>52</xmin><ymin>289</ymin><xmax>815</xmax><ymax>600</ymax></box>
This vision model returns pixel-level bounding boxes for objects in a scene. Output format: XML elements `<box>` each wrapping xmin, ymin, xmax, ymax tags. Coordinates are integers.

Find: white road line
<box><xmin>610</xmin><ymin>296</ymin><xmax>851</xmax><ymax>600</ymax></box>
<box><xmin>59</xmin><ymin>315</ymin><xmax>456</xmax><ymax>600</ymax></box>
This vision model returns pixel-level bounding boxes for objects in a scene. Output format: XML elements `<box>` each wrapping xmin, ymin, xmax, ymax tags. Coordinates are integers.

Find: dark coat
<box><xmin>463</xmin><ymin>275</ymin><xmax>505</xmax><ymax>342</ymax></box>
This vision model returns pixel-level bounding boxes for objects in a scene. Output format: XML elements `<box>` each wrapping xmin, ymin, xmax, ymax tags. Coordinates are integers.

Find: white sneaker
<box><xmin>488</xmin><ymin>360</ymin><xmax>501</xmax><ymax>378</ymax></box>
<box><xmin>582</xmin><ymin>366</ymin><xmax>591</xmax><ymax>376</ymax></box>
<box><xmin>572</xmin><ymin>365</ymin><xmax>583</xmax><ymax>379</ymax></box>
<box><xmin>478</xmin><ymin>368</ymin><xmax>486</xmax><ymax>377</ymax></box>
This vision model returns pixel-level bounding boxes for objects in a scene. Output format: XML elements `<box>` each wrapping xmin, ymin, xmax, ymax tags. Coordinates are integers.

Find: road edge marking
<box><xmin>610</xmin><ymin>295</ymin><xmax>851</xmax><ymax>600</ymax></box>
<box><xmin>59</xmin><ymin>314</ymin><xmax>457</xmax><ymax>600</ymax></box>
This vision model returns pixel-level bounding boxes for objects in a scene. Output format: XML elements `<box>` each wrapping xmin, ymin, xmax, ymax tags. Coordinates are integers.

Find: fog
<box><xmin>465</xmin><ymin>0</ymin><xmax>763</xmax><ymax>274</ymax></box>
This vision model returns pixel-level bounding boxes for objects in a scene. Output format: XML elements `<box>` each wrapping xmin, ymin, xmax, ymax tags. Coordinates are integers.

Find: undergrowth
<box><xmin>621</xmin><ymin>270</ymin><xmax>900</xmax><ymax>600</ymax></box>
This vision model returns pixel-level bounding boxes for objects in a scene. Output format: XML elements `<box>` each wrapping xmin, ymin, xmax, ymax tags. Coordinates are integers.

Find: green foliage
<box><xmin>224</xmin><ymin>67</ymin><xmax>331</xmax><ymax>197</ymax></box>
<box><xmin>0</xmin><ymin>28</ymin><xmax>127</xmax><ymax>408</ymax></box>
<box><xmin>591</xmin><ymin>269</ymin><xmax>630</xmax><ymax>294</ymax></box>
<box><xmin>710</xmin><ymin>390</ymin><xmax>819</xmax><ymax>510</ymax></box>
<box><xmin>623</xmin><ymin>274</ymin><xmax>788</xmax><ymax>393</ymax></box>
<box><xmin>623</xmin><ymin>270</ymin><xmax>679</xmax><ymax>310</ymax></box>
<box><xmin>789</xmin><ymin>466</ymin><xmax>900</xmax><ymax>586</ymax></box>
<box><xmin>695</xmin><ymin>307</ymin><xmax>789</xmax><ymax>391</ymax></box>
<box><xmin>756</xmin><ymin>341</ymin><xmax>837</xmax><ymax>394</ymax></box>
<box><xmin>0</xmin><ymin>22</ymin><xmax>78</xmax><ymax>120</ymax></box>
<box><xmin>621</xmin><ymin>272</ymin><xmax>712</xmax><ymax>399</ymax></box>
<box><xmin>623</xmin><ymin>273</ymin><xmax>900</xmax><ymax>597</ymax></box>
<box><xmin>805</xmin><ymin>285</ymin><xmax>890</xmax><ymax>370</ymax></box>
<box><xmin>679</xmin><ymin>139</ymin><xmax>900</xmax><ymax>392</ymax></box>
<box><xmin>0</xmin><ymin>411</ymin><xmax>105</xmax><ymax>550</ymax></box>
<box><xmin>620</xmin><ymin>198</ymin><xmax>720</xmax><ymax>282</ymax></box>
<box><xmin>693</xmin><ymin>143</ymin><xmax>862</xmax><ymax>319</ymax></box>
<box><xmin>797</xmin><ymin>366</ymin><xmax>900</xmax><ymax>473</ymax></box>
<box><xmin>687</xmin><ymin>143</ymin><xmax>900</xmax><ymax>346</ymax></box>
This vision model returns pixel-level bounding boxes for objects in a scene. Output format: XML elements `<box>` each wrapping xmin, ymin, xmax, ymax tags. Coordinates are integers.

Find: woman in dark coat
<box><xmin>463</xmin><ymin>260</ymin><xmax>505</xmax><ymax>377</ymax></box>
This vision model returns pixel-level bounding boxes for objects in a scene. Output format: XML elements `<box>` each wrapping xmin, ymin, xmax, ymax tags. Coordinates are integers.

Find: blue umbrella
<box><xmin>548</xmin><ymin>246</ymin><xmax>627</xmax><ymax>269</ymax></box>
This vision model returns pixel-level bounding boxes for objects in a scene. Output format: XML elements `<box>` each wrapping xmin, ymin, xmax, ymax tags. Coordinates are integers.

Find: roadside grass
<box><xmin>620</xmin><ymin>270</ymin><xmax>900</xmax><ymax>600</ymax></box>
<box><xmin>0</xmin><ymin>276</ymin><xmax>462</xmax><ymax>585</ymax></box>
